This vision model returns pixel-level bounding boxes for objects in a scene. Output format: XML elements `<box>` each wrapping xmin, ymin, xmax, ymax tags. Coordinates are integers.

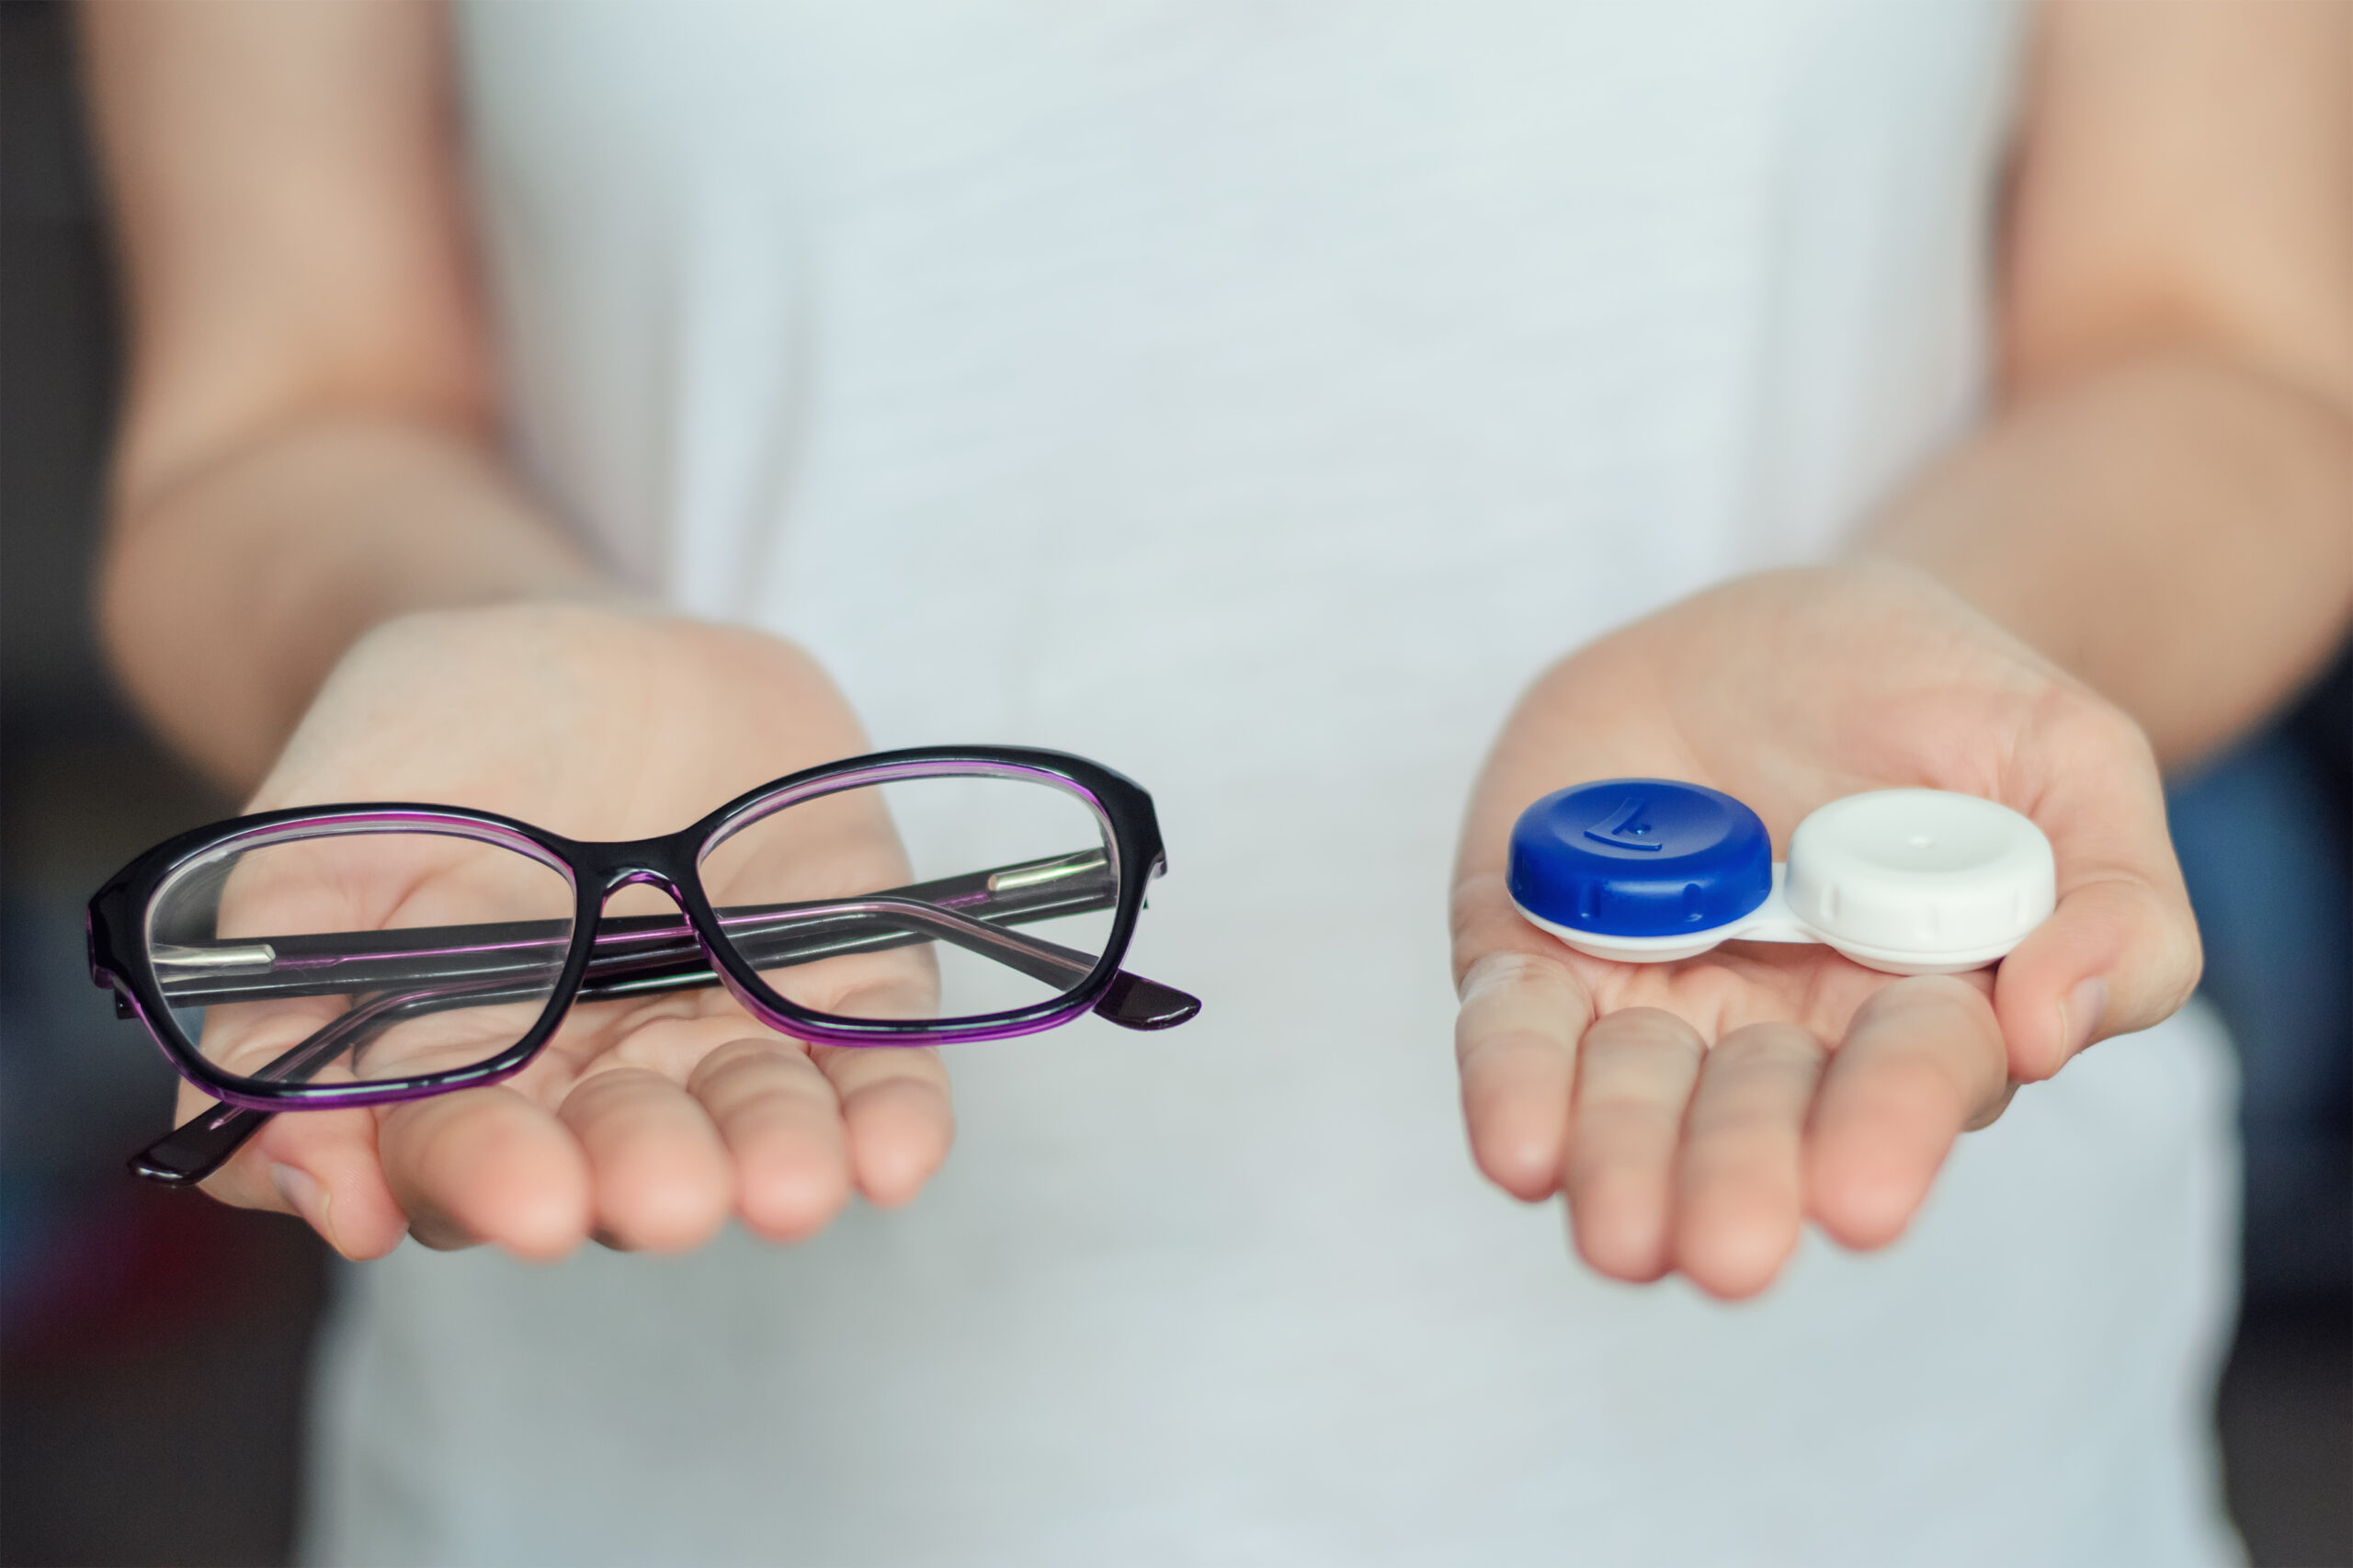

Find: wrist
<box><xmin>100</xmin><ymin>418</ymin><xmax>613</xmax><ymax>792</ymax></box>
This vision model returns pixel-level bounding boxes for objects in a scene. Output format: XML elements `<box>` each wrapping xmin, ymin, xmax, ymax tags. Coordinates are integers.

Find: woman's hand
<box><xmin>181</xmin><ymin>602</ymin><xmax>955</xmax><ymax>1262</ymax></box>
<box><xmin>1450</xmin><ymin>562</ymin><xmax>2200</xmax><ymax>1298</ymax></box>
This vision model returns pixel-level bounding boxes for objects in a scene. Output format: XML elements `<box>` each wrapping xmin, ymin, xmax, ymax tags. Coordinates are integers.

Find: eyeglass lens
<box><xmin>697</xmin><ymin>773</ymin><xmax>1120</xmax><ymax>1025</ymax></box>
<box><xmin>143</xmin><ymin>825</ymin><xmax>578</xmax><ymax>1094</ymax></box>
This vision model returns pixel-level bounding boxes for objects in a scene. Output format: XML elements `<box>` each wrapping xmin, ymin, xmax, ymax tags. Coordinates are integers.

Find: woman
<box><xmin>85</xmin><ymin>2</ymin><xmax>2353</xmax><ymax>1562</ymax></box>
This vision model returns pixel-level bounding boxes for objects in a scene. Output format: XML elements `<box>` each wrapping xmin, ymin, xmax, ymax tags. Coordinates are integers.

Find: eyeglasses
<box><xmin>87</xmin><ymin>745</ymin><xmax>1199</xmax><ymax>1188</ymax></box>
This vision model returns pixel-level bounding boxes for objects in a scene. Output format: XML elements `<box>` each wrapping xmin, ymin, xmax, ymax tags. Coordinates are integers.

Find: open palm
<box><xmin>1451</xmin><ymin>563</ymin><xmax>2200</xmax><ymax>1297</ymax></box>
<box><xmin>186</xmin><ymin>603</ymin><xmax>954</xmax><ymax>1261</ymax></box>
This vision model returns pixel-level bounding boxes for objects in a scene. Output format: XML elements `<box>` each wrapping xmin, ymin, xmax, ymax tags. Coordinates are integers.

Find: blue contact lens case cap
<box><xmin>1506</xmin><ymin>779</ymin><xmax>1773</xmax><ymax>937</ymax></box>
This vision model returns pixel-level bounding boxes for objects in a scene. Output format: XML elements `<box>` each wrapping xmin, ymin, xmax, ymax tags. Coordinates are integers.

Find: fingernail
<box><xmin>2062</xmin><ymin>976</ymin><xmax>2109</xmax><ymax>1059</ymax></box>
<box><xmin>272</xmin><ymin>1164</ymin><xmax>340</xmax><ymax>1254</ymax></box>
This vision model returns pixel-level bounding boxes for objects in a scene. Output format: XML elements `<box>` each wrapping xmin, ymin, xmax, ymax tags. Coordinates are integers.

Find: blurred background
<box><xmin>2</xmin><ymin>3</ymin><xmax>2344</xmax><ymax>1562</ymax></box>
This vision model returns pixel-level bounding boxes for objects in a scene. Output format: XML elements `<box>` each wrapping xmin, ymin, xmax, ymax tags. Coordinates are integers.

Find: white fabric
<box><xmin>309</xmin><ymin>6</ymin><xmax>2243</xmax><ymax>1563</ymax></box>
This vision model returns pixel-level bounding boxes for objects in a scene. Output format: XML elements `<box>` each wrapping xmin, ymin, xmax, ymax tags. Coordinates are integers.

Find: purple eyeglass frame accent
<box><xmin>86</xmin><ymin>745</ymin><xmax>1198</xmax><ymax>1186</ymax></box>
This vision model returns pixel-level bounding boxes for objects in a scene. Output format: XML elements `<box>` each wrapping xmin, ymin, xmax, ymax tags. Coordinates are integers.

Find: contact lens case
<box><xmin>1506</xmin><ymin>779</ymin><xmax>2055</xmax><ymax>975</ymax></box>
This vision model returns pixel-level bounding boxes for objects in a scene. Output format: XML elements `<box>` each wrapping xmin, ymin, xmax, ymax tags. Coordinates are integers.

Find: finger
<box><xmin>810</xmin><ymin>1043</ymin><xmax>953</xmax><ymax>1208</ymax></box>
<box><xmin>378</xmin><ymin>1086</ymin><xmax>593</xmax><ymax>1261</ymax></box>
<box><xmin>1672</xmin><ymin>1022</ymin><xmax>1826</xmax><ymax>1300</ymax></box>
<box><xmin>689</xmin><ymin>1038</ymin><xmax>852</xmax><ymax>1242</ymax></box>
<box><xmin>1998</xmin><ymin>718</ymin><xmax>2200</xmax><ymax>1081</ymax></box>
<box><xmin>1995</xmin><ymin>870</ymin><xmax>2199</xmax><ymax>1082</ymax></box>
<box><xmin>183</xmin><ymin>1090</ymin><xmax>410</xmax><ymax>1260</ymax></box>
<box><xmin>557</xmin><ymin>1068</ymin><xmax>734</xmax><ymax>1253</ymax></box>
<box><xmin>1806</xmin><ymin>975</ymin><xmax>2009</xmax><ymax>1249</ymax></box>
<box><xmin>1563</xmin><ymin>1007</ymin><xmax>1707</xmax><ymax>1282</ymax></box>
<box><xmin>1454</xmin><ymin>950</ymin><xmax>1595</xmax><ymax>1200</ymax></box>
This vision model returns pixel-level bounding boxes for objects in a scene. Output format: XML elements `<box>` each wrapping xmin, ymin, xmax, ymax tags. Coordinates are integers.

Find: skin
<box><xmin>1453</xmin><ymin>1</ymin><xmax>2353</xmax><ymax>1295</ymax></box>
<box><xmin>1453</xmin><ymin>564</ymin><xmax>2192</xmax><ymax>1295</ymax></box>
<box><xmin>178</xmin><ymin>606</ymin><xmax>951</xmax><ymax>1259</ymax></box>
<box><xmin>175</xmin><ymin>605</ymin><xmax>958</xmax><ymax>1259</ymax></box>
<box><xmin>83</xmin><ymin>1</ymin><xmax>2353</xmax><ymax>1287</ymax></box>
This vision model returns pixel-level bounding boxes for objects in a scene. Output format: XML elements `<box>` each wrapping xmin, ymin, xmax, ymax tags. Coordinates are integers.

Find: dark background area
<box><xmin>3</xmin><ymin>4</ymin><xmax>2345</xmax><ymax>1562</ymax></box>
<box><xmin>5</xmin><ymin>8</ymin><xmax>321</xmax><ymax>1564</ymax></box>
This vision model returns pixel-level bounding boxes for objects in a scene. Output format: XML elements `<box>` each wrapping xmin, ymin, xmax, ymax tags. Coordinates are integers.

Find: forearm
<box><xmin>79</xmin><ymin>0</ymin><xmax>594</xmax><ymax>794</ymax></box>
<box><xmin>1862</xmin><ymin>349</ymin><xmax>2353</xmax><ymax>770</ymax></box>
<box><xmin>99</xmin><ymin>415</ymin><xmax>607</xmax><ymax>794</ymax></box>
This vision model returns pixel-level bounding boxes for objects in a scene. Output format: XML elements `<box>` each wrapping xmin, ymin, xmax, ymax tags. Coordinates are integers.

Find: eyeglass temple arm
<box><xmin>144</xmin><ymin>849</ymin><xmax>1124</xmax><ymax>1005</ymax></box>
<box><xmin>142</xmin><ymin>881</ymin><xmax>1198</xmax><ymax>1030</ymax></box>
<box><xmin>129</xmin><ymin>969</ymin><xmax>1196</xmax><ymax>1191</ymax></box>
<box><xmin>130</xmin><ymin>892</ymin><xmax>1199</xmax><ymax>1187</ymax></box>
<box><xmin>132</xmin><ymin>982</ymin><xmax>463</xmax><ymax>1182</ymax></box>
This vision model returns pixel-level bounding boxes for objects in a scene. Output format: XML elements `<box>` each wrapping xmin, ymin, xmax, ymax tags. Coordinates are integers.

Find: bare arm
<box><xmin>1449</xmin><ymin>0</ymin><xmax>2349</xmax><ymax>1294</ymax></box>
<box><xmin>83</xmin><ymin>0</ymin><xmax>603</xmax><ymax>793</ymax></box>
<box><xmin>1867</xmin><ymin>0</ymin><xmax>2353</xmax><ymax>768</ymax></box>
<box><xmin>81</xmin><ymin>1</ymin><xmax>954</xmax><ymax>1261</ymax></box>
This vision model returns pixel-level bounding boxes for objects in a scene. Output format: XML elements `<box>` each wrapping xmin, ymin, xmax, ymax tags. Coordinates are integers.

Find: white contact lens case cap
<box><xmin>1782</xmin><ymin>790</ymin><xmax>2056</xmax><ymax>971</ymax></box>
<box><xmin>1507</xmin><ymin>780</ymin><xmax>2056</xmax><ymax>974</ymax></box>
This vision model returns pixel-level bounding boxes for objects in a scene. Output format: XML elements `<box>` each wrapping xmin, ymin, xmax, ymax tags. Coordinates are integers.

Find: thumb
<box><xmin>1994</xmin><ymin>869</ymin><xmax>2201</xmax><ymax>1082</ymax></box>
<box><xmin>199</xmin><ymin>1104</ymin><xmax>412</xmax><ymax>1260</ymax></box>
<box><xmin>1991</xmin><ymin>705</ymin><xmax>2202</xmax><ymax>1082</ymax></box>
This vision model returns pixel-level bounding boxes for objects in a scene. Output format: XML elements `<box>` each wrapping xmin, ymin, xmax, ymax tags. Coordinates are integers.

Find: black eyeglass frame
<box><xmin>87</xmin><ymin>745</ymin><xmax>1191</xmax><ymax>1126</ymax></box>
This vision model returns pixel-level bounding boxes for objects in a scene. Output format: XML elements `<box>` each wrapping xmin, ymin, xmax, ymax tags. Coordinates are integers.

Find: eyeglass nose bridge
<box><xmin>570</xmin><ymin>831</ymin><xmax>707</xmax><ymax>899</ymax></box>
<box><xmin>584</xmin><ymin>850</ymin><xmax>717</xmax><ymax>944</ymax></box>
<box><xmin>599</xmin><ymin>865</ymin><xmax>690</xmax><ymax>903</ymax></box>
<box><xmin>576</xmin><ymin>842</ymin><xmax>722</xmax><ymax>949</ymax></box>
<box><xmin>575</xmin><ymin>846</ymin><xmax>786</xmax><ymax>1028</ymax></box>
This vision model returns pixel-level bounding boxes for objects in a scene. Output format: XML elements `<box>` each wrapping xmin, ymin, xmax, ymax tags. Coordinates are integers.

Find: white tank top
<box><xmin>309</xmin><ymin>6</ymin><xmax>2241</xmax><ymax>1562</ymax></box>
